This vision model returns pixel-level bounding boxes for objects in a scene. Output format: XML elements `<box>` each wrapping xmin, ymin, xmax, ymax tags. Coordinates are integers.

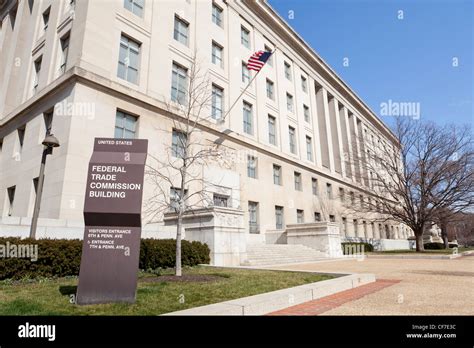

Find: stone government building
<box><xmin>0</xmin><ymin>0</ymin><xmax>414</xmax><ymax>266</ymax></box>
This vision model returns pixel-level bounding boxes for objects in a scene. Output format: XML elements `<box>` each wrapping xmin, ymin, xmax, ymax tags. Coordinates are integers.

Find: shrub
<box><xmin>0</xmin><ymin>237</ymin><xmax>210</xmax><ymax>280</ymax></box>
<box><xmin>341</xmin><ymin>242</ymin><xmax>374</xmax><ymax>255</ymax></box>
<box><xmin>423</xmin><ymin>242</ymin><xmax>445</xmax><ymax>250</ymax></box>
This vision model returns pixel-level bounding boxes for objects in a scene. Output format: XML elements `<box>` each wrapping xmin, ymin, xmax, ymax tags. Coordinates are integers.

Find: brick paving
<box><xmin>269</xmin><ymin>279</ymin><xmax>400</xmax><ymax>315</ymax></box>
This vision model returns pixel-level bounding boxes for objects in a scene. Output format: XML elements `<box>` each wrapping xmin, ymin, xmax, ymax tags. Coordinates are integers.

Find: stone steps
<box><xmin>242</xmin><ymin>244</ymin><xmax>327</xmax><ymax>266</ymax></box>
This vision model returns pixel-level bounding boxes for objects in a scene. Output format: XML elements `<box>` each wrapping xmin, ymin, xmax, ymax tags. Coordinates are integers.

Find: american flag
<box><xmin>247</xmin><ymin>50</ymin><xmax>272</xmax><ymax>72</ymax></box>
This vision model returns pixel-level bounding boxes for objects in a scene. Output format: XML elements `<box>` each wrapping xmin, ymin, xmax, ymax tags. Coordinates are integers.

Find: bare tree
<box><xmin>345</xmin><ymin>118</ymin><xmax>473</xmax><ymax>251</ymax></box>
<box><xmin>144</xmin><ymin>55</ymin><xmax>227</xmax><ymax>276</ymax></box>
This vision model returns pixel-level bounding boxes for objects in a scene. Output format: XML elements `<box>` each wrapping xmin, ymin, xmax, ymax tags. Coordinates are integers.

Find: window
<box><xmin>17</xmin><ymin>125</ymin><xmax>26</xmax><ymax>148</ymax></box>
<box><xmin>171</xmin><ymin>63</ymin><xmax>188</xmax><ymax>104</ymax></box>
<box><xmin>171</xmin><ymin>129</ymin><xmax>187</xmax><ymax>158</ymax></box>
<box><xmin>329</xmin><ymin>215</ymin><xmax>336</xmax><ymax>222</ymax></box>
<box><xmin>294</xmin><ymin>172</ymin><xmax>302</xmax><ymax>191</ymax></box>
<box><xmin>117</xmin><ymin>35</ymin><xmax>140</xmax><ymax>84</ymax></box>
<box><xmin>42</xmin><ymin>7</ymin><xmax>50</xmax><ymax>31</ymax></box>
<box><xmin>350</xmin><ymin>191</ymin><xmax>355</xmax><ymax>204</ymax></box>
<box><xmin>174</xmin><ymin>16</ymin><xmax>189</xmax><ymax>46</ymax></box>
<box><xmin>359</xmin><ymin>195</ymin><xmax>364</xmax><ymax>208</ymax></box>
<box><xmin>241</xmin><ymin>26</ymin><xmax>250</xmax><ymax>48</ymax></box>
<box><xmin>264</xmin><ymin>45</ymin><xmax>273</xmax><ymax>66</ymax></box>
<box><xmin>33</xmin><ymin>56</ymin><xmax>42</xmax><ymax>93</ymax></box>
<box><xmin>211</xmin><ymin>84</ymin><xmax>223</xmax><ymax>120</ymax></box>
<box><xmin>243</xmin><ymin>101</ymin><xmax>253</xmax><ymax>135</ymax></box>
<box><xmin>213</xmin><ymin>193</ymin><xmax>229</xmax><ymax>207</ymax></box>
<box><xmin>273</xmin><ymin>164</ymin><xmax>282</xmax><ymax>185</ymax></box>
<box><xmin>248</xmin><ymin>201</ymin><xmax>259</xmax><ymax>233</ymax></box>
<box><xmin>312</xmin><ymin>178</ymin><xmax>318</xmax><ymax>195</ymax></box>
<box><xmin>306</xmin><ymin>136</ymin><xmax>313</xmax><ymax>161</ymax></box>
<box><xmin>314</xmin><ymin>212</ymin><xmax>321</xmax><ymax>222</ymax></box>
<box><xmin>284</xmin><ymin>61</ymin><xmax>291</xmax><ymax>80</ymax></box>
<box><xmin>247</xmin><ymin>155</ymin><xmax>257</xmax><ymax>179</ymax></box>
<box><xmin>297</xmin><ymin>209</ymin><xmax>304</xmax><ymax>223</ymax></box>
<box><xmin>268</xmin><ymin>115</ymin><xmax>276</xmax><ymax>145</ymax></box>
<box><xmin>7</xmin><ymin>186</ymin><xmax>16</xmax><ymax>216</ymax></box>
<box><xmin>170</xmin><ymin>187</ymin><xmax>187</xmax><ymax>211</ymax></box>
<box><xmin>286</xmin><ymin>93</ymin><xmax>293</xmax><ymax>112</ymax></box>
<box><xmin>303</xmin><ymin>104</ymin><xmax>310</xmax><ymax>122</ymax></box>
<box><xmin>43</xmin><ymin>111</ymin><xmax>53</xmax><ymax>135</ymax></box>
<box><xmin>275</xmin><ymin>206</ymin><xmax>284</xmax><ymax>229</ymax></box>
<box><xmin>241</xmin><ymin>62</ymin><xmax>251</xmax><ymax>83</ymax></box>
<box><xmin>288</xmin><ymin>126</ymin><xmax>296</xmax><ymax>154</ymax></box>
<box><xmin>115</xmin><ymin>111</ymin><xmax>137</xmax><ymax>139</ymax></box>
<box><xmin>266</xmin><ymin>79</ymin><xmax>274</xmax><ymax>100</ymax></box>
<box><xmin>59</xmin><ymin>33</ymin><xmax>70</xmax><ymax>74</ymax></box>
<box><xmin>342</xmin><ymin>217</ymin><xmax>347</xmax><ymax>234</ymax></box>
<box><xmin>301</xmin><ymin>75</ymin><xmax>307</xmax><ymax>92</ymax></box>
<box><xmin>339</xmin><ymin>188</ymin><xmax>345</xmax><ymax>202</ymax></box>
<box><xmin>124</xmin><ymin>0</ymin><xmax>143</xmax><ymax>17</ymax></box>
<box><xmin>326</xmin><ymin>183</ymin><xmax>332</xmax><ymax>199</ymax></box>
<box><xmin>211</xmin><ymin>41</ymin><xmax>223</xmax><ymax>68</ymax></box>
<box><xmin>212</xmin><ymin>3</ymin><xmax>223</xmax><ymax>27</ymax></box>
<box><xmin>353</xmin><ymin>219</ymin><xmax>358</xmax><ymax>236</ymax></box>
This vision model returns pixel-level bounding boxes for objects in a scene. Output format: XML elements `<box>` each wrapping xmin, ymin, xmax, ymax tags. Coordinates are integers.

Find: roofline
<box><xmin>243</xmin><ymin>0</ymin><xmax>399</xmax><ymax>144</ymax></box>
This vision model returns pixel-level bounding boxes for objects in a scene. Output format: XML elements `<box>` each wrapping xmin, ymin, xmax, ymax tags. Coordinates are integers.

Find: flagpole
<box><xmin>219</xmin><ymin>48</ymin><xmax>277</xmax><ymax>123</ymax></box>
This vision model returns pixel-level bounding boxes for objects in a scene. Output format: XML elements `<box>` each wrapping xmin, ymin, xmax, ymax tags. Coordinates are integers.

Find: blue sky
<box><xmin>268</xmin><ymin>0</ymin><xmax>473</xmax><ymax>128</ymax></box>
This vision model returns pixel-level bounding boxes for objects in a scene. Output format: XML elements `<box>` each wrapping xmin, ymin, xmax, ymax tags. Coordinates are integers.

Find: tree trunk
<box><xmin>175</xmin><ymin>212</ymin><xmax>182</xmax><ymax>277</ymax></box>
<box><xmin>441</xmin><ymin>223</ymin><xmax>449</xmax><ymax>249</ymax></box>
<box><xmin>415</xmin><ymin>233</ymin><xmax>424</xmax><ymax>252</ymax></box>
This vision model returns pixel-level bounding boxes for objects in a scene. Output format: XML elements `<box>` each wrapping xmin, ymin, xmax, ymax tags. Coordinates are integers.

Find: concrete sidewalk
<box><xmin>266</xmin><ymin>255</ymin><xmax>474</xmax><ymax>315</ymax></box>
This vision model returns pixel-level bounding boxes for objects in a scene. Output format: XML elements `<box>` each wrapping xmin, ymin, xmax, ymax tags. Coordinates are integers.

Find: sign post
<box><xmin>77</xmin><ymin>138</ymin><xmax>148</xmax><ymax>305</ymax></box>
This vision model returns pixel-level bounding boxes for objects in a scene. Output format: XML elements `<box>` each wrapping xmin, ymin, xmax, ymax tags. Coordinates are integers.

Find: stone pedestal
<box><xmin>164</xmin><ymin>207</ymin><xmax>246</xmax><ymax>266</ymax></box>
<box><xmin>286</xmin><ymin>222</ymin><xmax>343</xmax><ymax>257</ymax></box>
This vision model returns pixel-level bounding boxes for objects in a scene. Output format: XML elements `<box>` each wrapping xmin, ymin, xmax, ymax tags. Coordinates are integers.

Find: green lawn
<box><xmin>0</xmin><ymin>266</ymin><xmax>333</xmax><ymax>315</ymax></box>
<box><xmin>369</xmin><ymin>247</ymin><xmax>474</xmax><ymax>255</ymax></box>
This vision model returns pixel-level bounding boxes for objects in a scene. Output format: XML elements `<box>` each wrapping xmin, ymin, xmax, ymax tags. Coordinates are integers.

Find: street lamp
<box><xmin>29</xmin><ymin>134</ymin><xmax>60</xmax><ymax>239</ymax></box>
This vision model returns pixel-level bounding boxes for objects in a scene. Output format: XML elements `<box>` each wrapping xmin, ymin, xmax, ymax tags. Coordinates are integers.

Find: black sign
<box><xmin>77</xmin><ymin>138</ymin><xmax>148</xmax><ymax>305</ymax></box>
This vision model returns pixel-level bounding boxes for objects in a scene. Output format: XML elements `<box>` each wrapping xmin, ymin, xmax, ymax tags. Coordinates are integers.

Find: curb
<box><xmin>366</xmin><ymin>250</ymin><xmax>473</xmax><ymax>260</ymax></box>
<box><xmin>164</xmin><ymin>272</ymin><xmax>376</xmax><ymax>316</ymax></box>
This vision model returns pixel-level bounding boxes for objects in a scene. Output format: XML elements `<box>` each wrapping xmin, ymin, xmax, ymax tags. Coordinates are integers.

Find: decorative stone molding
<box><xmin>286</xmin><ymin>222</ymin><xmax>343</xmax><ymax>257</ymax></box>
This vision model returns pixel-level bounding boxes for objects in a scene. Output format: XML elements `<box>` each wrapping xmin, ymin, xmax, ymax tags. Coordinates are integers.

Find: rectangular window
<box><xmin>306</xmin><ymin>136</ymin><xmax>313</xmax><ymax>161</ymax></box>
<box><xmin>326</xmin><ymin>183</ymin><xmax>332</xmax><ymax>199</ymax></box>
<box><xmin>350</xmin><ymin>191</ymin><xmax>355</xmax><ymax>204</ymax></box>
<box><xmin>211</xmin><ymin>41</ymin><xmax>223</xmax><ymax>68</ymax></box>
<box><xmin>7</xmin><ymin>186</ymin><xmax>16</xmax><ymax>216</ymax></box>
<box><xmin>303</xmin><ymin>104</ymin><xmax>310</xmax><ymax>122</ymax></box>
<box><xmin>124</xmin><ymin>0</ymin><xmax>144</xmax><ymax>17</ymax></box>
<box><xmin>174</xmin><ymin>16</ymin><xmax>189</xmax><ymax>46</ymax></box>
<box><xmin>212</xmin><ymin>3</ymin><xmax>223</xmax><ymax>27</ymax></box>
<box><xmin>42</xmin><ymin>7</ymin><xmax>50</xmax><ymax>31</ymax></box>
<box><xmin>33</xmin><ymin>56</ymin><xmax>42</xmax><ymax>93</ymax></box>
<box><xmin>273</xmin><ymin>164</ymin><xmax>282</xmax><ymax>185</ymax></box>
<box><xmin>339</xmin><ymin>187</ymin><xmax>345</xmax><ymax>202</ymax></box>
<box><xmin>294</xmin><ymin>172</ymin><xmax>302</xmax><ymax>191</ymax></box>
<box><xmin>329</xmin><ymin>215</ymin><xmax>336</xmax><ymax>222</ymax></box>
<box><xmin>275</xmin><ymin>206</ymin><xmax>284</xmax><ymax>229</ymax></box>
<box><xmin>247</xmin><ymin>155</ymin><xmax>257</xmax><ymax>179</ymax></box>
<box><xmin>211</xmin><ymin>84</ymin><xmax>223</xmax><ymax>120</ymax></box>
<box><xmin>264</xmin><ymin>44</ymin><xmax>273</xmax><ymax>66</ymax></box>
<box><xmin>171</xmin><ymin>129</ymin><xmax>187</xmax><ymax>158</ymax></box>
<box><xmin>248</xmin><ymin>201</ymin><xmax>259</xmax><ymax>233</ymax></box>
<box><xmin>241</xmin><ymin>62</ymin><xmax>251</xmax><ymax>83</ymax></box>
<box><xmin>301</xmin><ymin>75</ymin><xmax>307</xmax><ymax>92</ymax></box>
<box><xmin>297</xmin><ymin>209</ymin><xmax>304</xmax><ymax>223</ymax></box>
<box><xmin>314</xmin><ymin>212</ymin><xmax>321</xmax><ymax>222</ymax></box>
<box><xmin>312</xmin><ymin>178</ymin><xmax>318</xmax><ymax>195</ymax></box>
<box><xmin>353</xmin><ymin>219</ymin><xmax>358</xmax><ymax>235</ymax></box>
<box><xmin>284</xmin><ymin>61</ymin><xmax>291</xmax><ymax>80</ymax></box>
<box><xmin>17</xmin><ymin>125</ymin><xmax>26</xmax><ymax>148</ymax></box>
<box><xmin>213</xmin><ymin>193</ymin><xmax>229</xmax><ymax>207</ymax></box>
<box><xmin>241</xmin><ymin>26</ymin><xmax>250</xmax><ymax>48</ymax></box>
<box><xmin>243</xmin><ymin>101</ymin><xmax>253</xmax><ymax>135</ymax></box>
<box><xmin>342</xmin><ymin>217</ymin><xmax>347</xmax><ymax>234</ymax></box>
<box><xmin>288</xmin><ymin>126</ymin><xmax>296</xmax><ymax>154</ymax></box>
<box><xmin>115</xmin><ymin>110</ymin><xmax>137</xmax><ymax>139</ymax></box>
<box><xmin>268</xmin><ymin>115</ymin><xmax>276</xmax><ymax>145</ymax></box>
<box><xmin>117</xmin><ymin>35</ymin><xmax>140</xmax><ymax>84</ymax></box>
<box><xmin>171</xmin><ymin>63</ymin><xmax>188</xmax><ymax>104</ymax></box>
<box><xmin>59</xmin><ymin>33</ymin><xmax>70</xmax><ymax>74</ymax></box>
<box><xmin>286</xmin><ymin>93</ymin><xmax>293</xmax><ymax>112</ymax></box>
<box><xmin>43</xmin><ymin>111</ymin><xmax>53</xmax><ymax>135</ymax></box>
<box><xmin>266</xmin><ymin>79</ymin><xmax>274</xmax><ymax>100</ymax></box>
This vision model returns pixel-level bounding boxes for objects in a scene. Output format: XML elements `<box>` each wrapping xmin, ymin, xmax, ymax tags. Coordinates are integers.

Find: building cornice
<box><xmin>241</xmin><ymin>0</ymin><xmax>398</xmax><ymax>144</ymax></box>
